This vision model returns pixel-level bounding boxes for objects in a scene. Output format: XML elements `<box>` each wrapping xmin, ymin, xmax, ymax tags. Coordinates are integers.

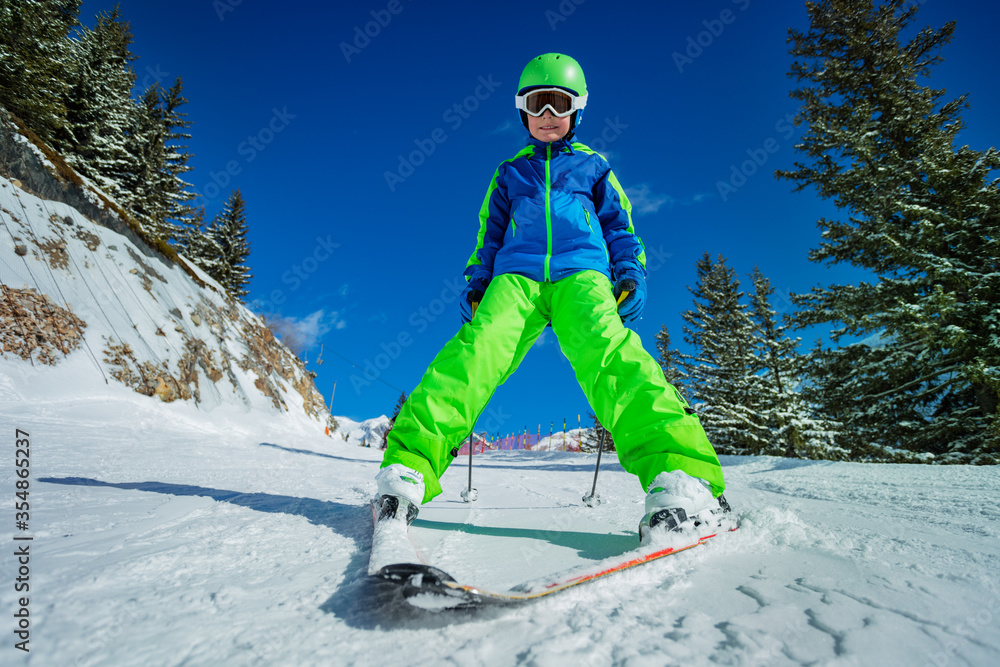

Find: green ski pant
<box><xmin>382</xmin><ymin>270</ymin><xmax>725</xmax><ymax>503</ymax></box>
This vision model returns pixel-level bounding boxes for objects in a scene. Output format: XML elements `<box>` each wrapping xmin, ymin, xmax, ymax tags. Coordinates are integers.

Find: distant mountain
<box><xmin>334</xmin><ymin>415</ymin><xmax>392</xmax><ymax>447</ymax></box>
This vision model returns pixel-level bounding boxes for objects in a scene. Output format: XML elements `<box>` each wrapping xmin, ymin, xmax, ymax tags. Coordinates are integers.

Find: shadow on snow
<box><xmin>258</xmin><ymin>441</ymin><xmax>374</xmax><ymax>464</ymax></box>
<box><xmin>412</xmin><ymin>518</ymin><xmax>635</xmax><ymax>561</ymax></box>
<box><xmin>36</xmin><ymin>474</ymin><xmax>548</xmax><ymax>628</ymax></box>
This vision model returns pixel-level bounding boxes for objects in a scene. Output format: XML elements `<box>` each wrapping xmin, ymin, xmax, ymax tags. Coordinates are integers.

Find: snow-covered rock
<box><xmin>0</xmin><ymin>107</ymin><xmax>330</xmax><ymax>427</ymax></box>
<box><xmin>333</xmin><ymin>414</ymin><xmax>392</xmax><ymax>447</ymax></box>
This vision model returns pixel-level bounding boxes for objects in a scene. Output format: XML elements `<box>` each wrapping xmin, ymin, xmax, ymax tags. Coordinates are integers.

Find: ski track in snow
<box><xmin>2</xmin><ymin>370</ymin><xmax>999</xmax><ymax>667</ymax></box>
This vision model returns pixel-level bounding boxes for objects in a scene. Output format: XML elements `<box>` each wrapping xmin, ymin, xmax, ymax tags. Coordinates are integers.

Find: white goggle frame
<box><xmin>514</xmin><ymin>87</ymin><xmax>588</xmax><ymax>117</ymax></box>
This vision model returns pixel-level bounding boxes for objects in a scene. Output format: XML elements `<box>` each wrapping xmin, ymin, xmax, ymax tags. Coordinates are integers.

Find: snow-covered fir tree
<box><xmin>61</xmin><ymin>7</ymin><xmax>137</xmax><ymax>201</ymax></box>
<box><xmin>3</xmin><ymin>5</ymin><xmax>197</xmax><ymax>247</ymax></box>
<box><xmin>381</xmin><ymin>392</ymin><xmax>408</xmax><ymax>450</ymax></box>
<box><xmin>580</xmin><ymin>411</ymin><xmax>615</xmax><ymax>453</ymax></box>
<box><xmin>176</xmin><ymin>205</ymin><xmax>213</xmax><ymax>260</ymax></box>
<box><xmin>121</xmin><ymin>83</ymin><xmax>166</xmax><ymax>231</ymax></box>
<box><xmin>679</xmin><ymin>253</ymin><xmax>769</xmax><ymax>454</ymax></box>
<box><xmin>778</xmin><ymin>0</ymin><xmax>1000</xmax><ymax>462</ymax></box>
<box><xmin>654</xmin><ymin>325</ymin><xmax>684</xmax><ymax>390</ymax></box>
<box><xmin>747</xmin><ymin>268</ymin><xmax>842</xmax><ymax>459</ymax></box>
<box><xmin>198</xmin><ymin>189</ymin><xmax>252</xmax><ymax>301</ymax></box>
<box><xmin>159</xmin><ymin>77</ymin><xmax>197</xmax><ymax>239</ymax></box>
<box><xmin>0</xmin><ymin>0</ymin><xmax>80</xmax><ymax>144</ymax></box>
<box><xmin>121</xmin><ymin>78</ymin><xmax>196</xmax><ymax>242</ymax></box>
<box><xmin>678</xmin><ymin>256</ymin><xmax>841</xmax><ymax>458</ymax></box>
<box><xmin>181</xmin><ymin>207</ymin><xmax>224</xmax><ymax>282</ymax></box>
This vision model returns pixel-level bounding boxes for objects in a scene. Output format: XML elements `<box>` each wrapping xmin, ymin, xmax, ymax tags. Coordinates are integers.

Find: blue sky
<box><xmin>81</xmin><ymin>0</ymin><xmax>1000</xmax><ymax>433</ymax></box>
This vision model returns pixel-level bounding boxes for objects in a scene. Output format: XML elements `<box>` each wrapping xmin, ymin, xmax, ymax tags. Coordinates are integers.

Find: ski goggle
<box><xmin>514</xmin><ymin>87</ymin><xmax>588</xmax><ymax>117</ymax></box>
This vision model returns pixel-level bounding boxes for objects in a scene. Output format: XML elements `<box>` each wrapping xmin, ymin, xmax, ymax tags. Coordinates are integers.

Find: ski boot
<box><xmin>638</xmin><ymin>470</ymin><xmax>733</xmax><ymax>545</ymax></box>
<box><xmin>373</xmin><ymin>464</ymin><xmax>424</xmax><ymax>525</ymax></box>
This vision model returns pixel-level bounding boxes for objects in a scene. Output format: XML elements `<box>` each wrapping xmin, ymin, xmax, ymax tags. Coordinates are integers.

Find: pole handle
<box><xmin>614</xmin><ymin>277</ymin><xmax>636</xmax><ymax>306</ymax></box>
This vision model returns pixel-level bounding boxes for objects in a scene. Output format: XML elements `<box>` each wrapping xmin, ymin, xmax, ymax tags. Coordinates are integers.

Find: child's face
<box><xmin>527</xmin><ymin>110</ymin><xmax>571</xmax><ymax>143</ymax></box>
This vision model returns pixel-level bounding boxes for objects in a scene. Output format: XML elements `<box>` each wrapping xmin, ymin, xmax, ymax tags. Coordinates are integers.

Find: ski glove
<box><xmin>613</xmin><ymin>268</ymin><xmax>646</xmax><ymax>323</ymax></box>
<box><xmin>460</xmin><ymin>270</ymin><xmax>491</xmax><ymax>323</ymax></box>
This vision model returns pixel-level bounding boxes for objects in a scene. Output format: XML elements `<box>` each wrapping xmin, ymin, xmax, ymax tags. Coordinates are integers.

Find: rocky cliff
<box><xmin>0</xmin><ymin>105</ymin><xmax>332</xmax><ymax>425</ymax></box>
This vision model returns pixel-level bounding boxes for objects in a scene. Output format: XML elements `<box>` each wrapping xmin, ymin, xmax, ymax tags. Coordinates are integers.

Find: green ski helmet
<box><xmin>516</xmin><ymin>53</ymin><xmax>588</xmax><ymax>136</ymax></box>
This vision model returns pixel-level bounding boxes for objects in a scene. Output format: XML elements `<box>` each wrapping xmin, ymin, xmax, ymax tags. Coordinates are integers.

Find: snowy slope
<box><xmin>0</xmin><ymin>119</ymin><xmax>330</xmax><ymax>422</ymax></box>
<box><xmin>2</xmin><ymin>362</ymin><xmax>998</xmax><ymax>666</ymax></box>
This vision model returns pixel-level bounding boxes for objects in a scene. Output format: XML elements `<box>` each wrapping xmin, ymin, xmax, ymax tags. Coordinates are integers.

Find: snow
<box><xmin>0</xmin><ymin>171</ymin><xmax>325</xmax><ymax>420</ymax></box>
<box><xmin>2</xmin><ymin>355</ymin><xmax>999</xmax><ymax>665</ymax></box>
<box><xmin>2</xmin><ymin>140</ymin><xmax>999</xmax><ymax>666</ymax></box>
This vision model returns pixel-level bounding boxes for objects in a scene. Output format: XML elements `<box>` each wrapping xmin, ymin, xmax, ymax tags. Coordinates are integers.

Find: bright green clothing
<box><xmin>382</xmin><ymin>270</ymin><xmax>725</xmax><ymax>503</ymax></box>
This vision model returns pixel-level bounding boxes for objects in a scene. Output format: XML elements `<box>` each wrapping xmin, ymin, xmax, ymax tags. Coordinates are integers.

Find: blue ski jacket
<box><xmin>464</xmin><ymin>136</ymin><xmax>647</xmax><ymax>289</ymax></box>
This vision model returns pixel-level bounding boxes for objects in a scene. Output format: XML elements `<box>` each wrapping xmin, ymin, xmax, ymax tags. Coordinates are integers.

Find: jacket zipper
<box><xmin>544</xmin><ymin>143</ymin><xmax>552</xmax><ymax>282</ymax></box>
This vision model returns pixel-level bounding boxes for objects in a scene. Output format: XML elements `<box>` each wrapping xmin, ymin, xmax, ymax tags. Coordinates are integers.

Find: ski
<box><xmin>369</xmin><ymin>506</ymin><xmax>737</xmax><ymax>609</ymax></box>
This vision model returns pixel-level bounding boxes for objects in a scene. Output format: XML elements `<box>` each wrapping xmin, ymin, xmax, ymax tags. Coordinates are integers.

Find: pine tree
<box><xmin>679</xmin><ymin>253</ymin><xmax>767</xmax><ymax>454</ymax></box>
<box><xmin>748</xmin><ymin>268</ymin><xmax>842</xmax><ymax>459</ymax></box>
<box><xmin>121</xmin><ymin>83</ymin><xmax>166</xmax><ymax>231</ymax></box>
<box><xmin>654</xmin><ymin>324</ymin><xmax>684</xmax><ymax>390</ymax></box>
<box><xmin>177</xmin><ymin>206</ymin><xmax>213</xmax><ymax>261</ymax></box>
<box><xmin>159</xmin><ymin>77</ymin><xmax>197</xmax><ymax>237</ymax></box>
<box><xmin>0</xmin><ymin>0</ymin><xmax>80</xmax><ymax>143</ymax></box>
<box><xmin>178</xmin><ymin>206</ymin><xmax>223</xmax><ymax>279</ymax></box>
<box><xmin>206</xmin><ymin>189</ymin><xmax>252</xmax><ymax>301</ymax></box>
<box><xmin>2</xmin><ymin>5</ymin><xmax>198</xmax><ymax>246</ymax></box>
<box><xmin>183</xmin><ymin>198</ymin><xmax>256</xmax><ymax>315</ymax></box>
<box><xmin>778</xmin><ymin>0</ymin><xmax>1000</xmax><ymax>462</ymax></box>
<box><xmin>381</xmin><ymin>392</ymin><xmax>408</xmax><ymax>450</ymax></box>
<box><xmin>746</xmin><ymin>268</ymin><xmax>799</xmax><ymax>457</ymax></box>
<box><xmin>580</xmin><ymin>411</ymin><xmax>614</xmax><ymax>453</ymax></box>
<box><xmin>121</xmin><ymin>77</ymin><xmax>196</xmax><ymax>242</ymax></box>
<box><xmin>62</xmin><ymin>7</ymin><xmax>137</xmax><ymax>200</ymax></box>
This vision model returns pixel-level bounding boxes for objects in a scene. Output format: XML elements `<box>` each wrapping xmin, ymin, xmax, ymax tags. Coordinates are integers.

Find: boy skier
<box><xmin>376</xmin><ymin>53</ymin><xmax>729</xmax><ymax>542</ymax></box>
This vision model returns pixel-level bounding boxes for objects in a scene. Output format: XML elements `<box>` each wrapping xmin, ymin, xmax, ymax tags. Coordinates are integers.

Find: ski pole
<box><xmin>461</xmin><ymin>431</ymin><xmax>478</xmax><ymax>502</ymax></box>
<box><xmin>583</xmin><ymin>429</ymin><xmax>606</xmax><ymax>507</ymax></box>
